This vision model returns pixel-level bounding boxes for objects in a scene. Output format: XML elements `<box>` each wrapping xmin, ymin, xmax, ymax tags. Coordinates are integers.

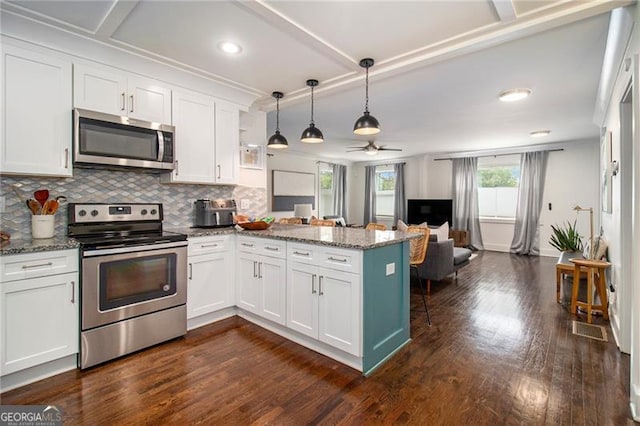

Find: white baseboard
<box><xmin>0</xmin><ymin>354</ymin><xmax>77</xmax><ymax>393</ymax></box>
<box><xmin>482</xmin><ymin>243</ymin><xmax>511</xmax><ymax>253</ymax></box>
<box><xmin>187</xmin><ymin>307</ymin><xmax>237</xmax><ymax>331</ymax></box>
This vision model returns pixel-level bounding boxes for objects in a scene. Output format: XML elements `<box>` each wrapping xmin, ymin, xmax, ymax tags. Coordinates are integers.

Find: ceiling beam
<box><xmin>492</xmin><ymin>0</ymin><xmax>517</xmax><ymax>22</ymax></box>
<box><xmin>95</xmin><ymin>0</ymin><xmax>139</xmax><ymax>39</ymax></box>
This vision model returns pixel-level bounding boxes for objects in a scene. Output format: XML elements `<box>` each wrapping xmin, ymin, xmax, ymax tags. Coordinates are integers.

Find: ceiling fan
<box><xmin>346</xmin><ymin>140</ymin><xmax>402</xmax><ymax>156</ymax></box>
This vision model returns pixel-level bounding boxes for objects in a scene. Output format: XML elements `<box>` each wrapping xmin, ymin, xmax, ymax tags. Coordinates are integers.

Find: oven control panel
<box><xmin>69</xmin><ymin>203</ymin><xmax>163</xmax><ymax>223</ymax></box>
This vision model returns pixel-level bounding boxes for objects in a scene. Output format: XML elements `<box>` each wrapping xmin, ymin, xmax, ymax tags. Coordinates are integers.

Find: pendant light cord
<box><xmin>364</xmin><ymin>65</ymin><xmax>370</xmax><ymax>114</ymax></box>
<box><xmin>275</xmin><ymin>97</ymin><xmax>280</xmax><ymax>131</ymax></box>
<box><xmin>310</xmin><ymin>85</ymin><xmax>315</xmax><ymax>125</ymax></box>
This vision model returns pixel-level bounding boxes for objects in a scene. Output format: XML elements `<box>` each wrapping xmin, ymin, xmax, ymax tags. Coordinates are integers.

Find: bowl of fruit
<box><xmin>236</xmin><ymin>216</ymin><xmax>275</xmax><ymax>230</ymax></box>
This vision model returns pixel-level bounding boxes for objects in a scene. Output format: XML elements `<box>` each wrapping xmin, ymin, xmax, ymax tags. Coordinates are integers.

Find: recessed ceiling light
<box><xmin>530</xmin><ymin>130</ymin><xmax>551</xmax><ymax>137</ymax></box>
<box><xmin>498</xmin><ymin>88</ymin><xmax>531</xmax><ymax>102</ymax></box>
<box><xmin>218</xmin><ymin>41</ymin><xmax>242</xmax><ymax>55</ymax></box>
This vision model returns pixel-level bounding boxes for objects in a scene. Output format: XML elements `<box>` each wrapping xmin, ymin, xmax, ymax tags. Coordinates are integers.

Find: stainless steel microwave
<box><xmin>73</xmin><ymin>108</ymin><xmax>175</xmax><ymax>171</ymax></box>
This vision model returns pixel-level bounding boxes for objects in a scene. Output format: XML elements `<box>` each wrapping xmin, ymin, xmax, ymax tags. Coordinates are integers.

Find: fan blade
<box><xmin>346</xmin><ymin>146</ymin><xmax>367</xmax><ymax>149</ymax></box>
<box><xmin>378</xmin><ymin>147</ymin><xmax>402</xmax><ymax>151</ymax></box>
<box><xmin>346</xmin><ymin>149</ymin><xmax>365</xmax><ymax>152</ymax></box>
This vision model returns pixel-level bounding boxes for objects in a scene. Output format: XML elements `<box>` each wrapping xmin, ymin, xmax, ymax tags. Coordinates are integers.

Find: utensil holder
<box><xmin>32</xmin><ymin>215</ymin><xmax>55</xmax><ymax>239</ymax></box>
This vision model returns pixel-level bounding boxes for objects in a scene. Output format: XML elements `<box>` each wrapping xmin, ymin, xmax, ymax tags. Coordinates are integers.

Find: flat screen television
<box><xmin>407</xmin><ymin>199</ymin><xmax>453</xmax><ymax>226</ymax></box>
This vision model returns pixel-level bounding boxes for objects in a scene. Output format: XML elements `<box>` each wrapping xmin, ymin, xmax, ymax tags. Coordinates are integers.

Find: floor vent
<box><xmin>572</xmin><ymin>321</ymin><xmax>608</xmax><ymax>342</ymax></box>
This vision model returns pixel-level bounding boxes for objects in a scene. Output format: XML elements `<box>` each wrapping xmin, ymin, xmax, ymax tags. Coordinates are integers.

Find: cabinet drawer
<box><xmin>188</xmin><ymin>235</ymin><xmax>231</xmax><ymax>255</ymax></box>
<box><xmin>237</xmin><ymin>236</ymin><xmax>285</xmax><ymax>259</ymax></box>
<box><xmin>287</xmin><ymin>243</ymin><xmax>317</xmax><ymax>265</ymax></box>
<box><xmin>260</xmin><ymin>239</ymin><xmax>285</xmax><ymax>258</ymax></box>
<box><xmin>318</xmin><ymin>247</ymin><xmax>361</xmax><ymax>273</ymax></box>
<box><xmin>1</xmin><ymin>249</ymin><xmax>79</xmax><ymax>282</ymax></box>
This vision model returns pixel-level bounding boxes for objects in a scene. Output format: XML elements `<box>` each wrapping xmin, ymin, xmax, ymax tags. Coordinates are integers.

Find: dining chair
<box><xmin>407</xmin><ymin>225</ymin><xmax>431</xmax><ymax>325</ymax></box>
<box><xmin>310</xmin><ymin>219</ymin><xmax>336</xmax><ymax>227</ymax></box>
<box><xmin>365</xmin><ymin>223</ymin><xmax>387</xmax><ymax>231</ymax></box>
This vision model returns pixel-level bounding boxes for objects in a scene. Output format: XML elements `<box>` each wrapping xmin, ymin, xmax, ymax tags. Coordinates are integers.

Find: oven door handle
<box><xmin>82</xmin><ymin>241</ymin><xmax>187</xmax><ymax>257</ymax></box>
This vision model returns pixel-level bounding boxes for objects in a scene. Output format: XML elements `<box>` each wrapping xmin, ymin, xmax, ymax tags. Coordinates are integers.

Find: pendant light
<box><xmin>300</xmin><ymin>79</ymin><xmax>324</xmax><ymax>143</ymax></box>
<box><xmin>353</xmin><ymin>58</ymin><xmax>380</xmax><ymax>136</ymax></box>
<box><xmin>267</xmin><ymin>91</ymin><xmax>288</xmax><ymax>149</ymax></box>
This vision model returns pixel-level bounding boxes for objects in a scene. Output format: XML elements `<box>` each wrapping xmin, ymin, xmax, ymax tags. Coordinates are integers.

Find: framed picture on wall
<box><xmin>602</xmin><ymin>131</ymin><xmax>612</xmax><ymax>213</ymax></box>
<box><xmin>240</xmin><ymin>144</ymin><xmax>264</xmax><ymax>169</ymax></box>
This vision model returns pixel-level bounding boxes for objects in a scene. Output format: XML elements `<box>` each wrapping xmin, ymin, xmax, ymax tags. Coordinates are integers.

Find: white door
<box><xmin>286</xmin><ymin>263</ymin><xmax>318</xmax><ymax>338</ymax></box>
<box><xmin>236</xmin><ymin>254</ymin><xmax>259</xmax><ymax>314</ymax></box>
<box><xmin>2</xmin><ymin>44</ymin><xmax>72</xmax><ymax>177</ymax></box>
<box><xmin>73</xmin><ymin>63</ymin><xmax>127</xmax><ymax>116</ymax></box>
<box><xmin>214</xmin><ymin>101</ymin><xmax>239</xmax><ymax>184</ymax></box>
<box><xmin>170</xmin><ymin>90</ymin><xmax>215</xmax><ymax>184</ymax></box>
<box><xmin>128</xmin><ymin>76</ymin><xmax>172</xmax><ymax>124</ymax></box>
<box><xmin>1</xmin><ymin>273</ymin><xmax>78</xmax><ymax>375</ymax></box>
<box><xmin>259</xmin><ymin>256</ymin><xmax>286</xmax><ymax>325</ymax></box>
<box><xmin>187</xmin><ymin>252</ymin><xmax>232</xmax><ymax>319</ymax></box>
<box><xmin>318</xmin><ymin>269</ymin><xmax>361</xmax><ymax>356</ymax></box>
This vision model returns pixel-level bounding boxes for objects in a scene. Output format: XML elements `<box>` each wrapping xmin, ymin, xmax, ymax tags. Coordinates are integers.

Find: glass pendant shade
<box><xmin>268</xmin><ymin>91</ymin><xmax>288</xmax><ymax>149</ymax></box>
<box><xmin>301</xmin><ymin>79</ymin><xmax>323</xmax><ymax>143</ymax></box>
<box><xmin>353</xmin><ymin>58</ymin><xmax>381</xmax><ymax>136</ymax></box>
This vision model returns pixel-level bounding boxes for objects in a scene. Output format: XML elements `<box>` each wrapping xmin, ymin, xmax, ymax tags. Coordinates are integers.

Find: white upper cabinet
<box><xmin>73</xmin><ymin>63</ymin><xmax>171</xmax><ymax>124</ymax></box>
<box><xmin>163</xmin><ymin>92</ymin><xmax>240</xmax><ymax>185</ymax></box>
<box><xmin>1</xmin><ymin>43</ymin><xmax>73</xmax><ymax>177</ymax></box>
<box><xmin>164</xmin><ymin>89</ymin><xmax>216</xmax><ymax>184</ymax></box>
<box><xmin>214</xmin><ymin>101</ymin><xmax>239</xmax><ymax>185</ymax></box>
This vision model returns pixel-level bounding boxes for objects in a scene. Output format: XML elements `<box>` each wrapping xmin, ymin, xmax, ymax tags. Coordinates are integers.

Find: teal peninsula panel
<box><xmin>362</xmin><ymin>241</ymin><xmax>410</xmax><ymax>375</ymax></box>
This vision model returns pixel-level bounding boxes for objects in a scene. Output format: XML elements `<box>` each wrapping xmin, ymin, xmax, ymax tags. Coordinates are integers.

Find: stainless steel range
<box><xmin>68</xmin><ymin>203</ymin><xmax>187</xmax><ymax>369</ymax></box>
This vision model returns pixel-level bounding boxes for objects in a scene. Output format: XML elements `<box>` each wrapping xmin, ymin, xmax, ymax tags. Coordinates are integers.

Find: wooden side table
<box><xmin>569</xmin><ymin>258</ymin><xmax>610</xmax><ymax>323</ymax></box>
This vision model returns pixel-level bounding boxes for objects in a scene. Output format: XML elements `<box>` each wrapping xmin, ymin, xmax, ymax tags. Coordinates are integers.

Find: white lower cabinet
<box><xmin>1</xmin><ymin>250</ymin><xmax>79</xmax><ymax>376</ymax></box>
<box><xmin>187</xmin><ymin>236</ymin><xmax>234</xmax><ymax>319</ymax></box>
<box><xmin>236</xmin><ymin>237</ymin><xmax>286</xmax><ymax>325</ymax></box>
<box><xmin>287</xmin><ymin>261</ymin><xmax>361</xmax><ymax>356</ymax></box>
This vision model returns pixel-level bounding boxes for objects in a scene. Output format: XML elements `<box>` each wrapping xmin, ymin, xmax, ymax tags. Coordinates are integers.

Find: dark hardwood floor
<box><xmin>1</xmin><ymin>251</ymin><xmax>632</xmax><ymax>425</ymax></box>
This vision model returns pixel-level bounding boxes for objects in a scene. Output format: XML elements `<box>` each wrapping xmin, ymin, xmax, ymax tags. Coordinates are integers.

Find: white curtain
<box><xmin>452</xmin><ymin>157</ymin><xmax>484</xmax><ymax>250</ymax></box>
<box><xmin>510</xmin><ymin>151</ymin><xmax>549</xmax><ymax>255</ymax></box>
<box><xmin>363</xmin><ymin>165</ymin><xmax>376</xmax><ymax>224</ymax></box>
<box><xmin>393</xmin><ymin>162</ymin><xmax>406</xmax><ymax>224</ymax></box>
<box><xmin>331</xmin><ymin>163</ymin><xmax>347</xmax><ymax>219</ymax></box>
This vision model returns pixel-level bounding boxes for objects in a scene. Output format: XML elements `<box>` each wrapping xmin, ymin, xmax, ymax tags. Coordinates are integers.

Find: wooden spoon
<box><xmin>27</xmin><ymin>199</ymin><xmax>41</xmax><ymax>215</ymax></box>
<box><xmin>42</xmin><ymin>199</ymin><xmax>59</xmax><ymax>215</ymax></box>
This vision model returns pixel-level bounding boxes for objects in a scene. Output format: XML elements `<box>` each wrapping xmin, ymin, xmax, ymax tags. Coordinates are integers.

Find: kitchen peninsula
<box><xmin>179</xmin><ymin>224</ymin><xmax>416</xmax><ymax>375</ymax></box>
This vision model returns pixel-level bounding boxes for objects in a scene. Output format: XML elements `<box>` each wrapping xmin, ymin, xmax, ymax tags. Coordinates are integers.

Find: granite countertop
<box><xmin>234</xmin><ymin>223</ymin><xmax>419</xmax><ymax>250</ymax></box>
<box><xmin>0</xmin><ymin>235</ymin><xmax>80</xmax><ymax>256</ymax></box>
<box><xmin>0</xmin><ymin>225</ymin><xmax>417</xmax><ymax>255</ymax></box>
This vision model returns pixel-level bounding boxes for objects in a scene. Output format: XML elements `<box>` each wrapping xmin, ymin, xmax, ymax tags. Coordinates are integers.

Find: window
<box><xmin>318</xmin><ymin>165</ymin><xmax>333</xmax><ymax>219</ymax></box>
<box><xmin>375</xmin><ymin>166</ymin><xmax>396</xmax><ymax>217</ymax></box>
<box><xmin>477</xmin><ymin>158</ymin><xmax>519</xmax><ymax>219</ymax></box>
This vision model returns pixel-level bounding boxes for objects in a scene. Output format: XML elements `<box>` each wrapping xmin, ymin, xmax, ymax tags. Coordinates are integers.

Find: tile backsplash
<box><xmin>1</xmin><ymin>168</ymin><xmax>266</xmax><ymax>240</ymax></box>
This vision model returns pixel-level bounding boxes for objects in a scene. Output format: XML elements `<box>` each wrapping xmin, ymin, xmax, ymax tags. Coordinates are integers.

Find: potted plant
<box><xmin>550</xmin><ymin>220</ymin><xmax>583</xmax><ymax>252</ymax></box>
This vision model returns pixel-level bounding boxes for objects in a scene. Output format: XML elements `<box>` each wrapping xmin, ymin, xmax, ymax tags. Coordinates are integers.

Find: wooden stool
<box><xmin>569</xmin><ymin>258</ymin><xmax>610</xmax><ymax>323</ymax></box>
<box><xmin>556</xmin><ymin>251</ymin><xmax>587</xmax><ymax>304</ymax></box>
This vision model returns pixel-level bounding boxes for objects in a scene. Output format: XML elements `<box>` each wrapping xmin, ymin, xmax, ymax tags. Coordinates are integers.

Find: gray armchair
<box><xmin>416</xmin><ymin>235</ymin><xmax>472</xmax><ymax>293</ymax></box>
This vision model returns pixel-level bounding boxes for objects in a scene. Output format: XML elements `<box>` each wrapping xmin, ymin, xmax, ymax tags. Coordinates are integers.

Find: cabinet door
<box><xmin>2</xmin><ymin>44</ymin><xmax>72</xmax><ymax>177</ymax></box>
<box><xmin>128</xmin><ymin>76</ymin><xmax>172</xmax><ymax>124</ymax></box>
<box><xmin>259</xmin><ymin>256</ymin><xmax>286</xmax><ymax>325</ymax></box>
<box><xmin>168</xmin><ymin>90</ymin><xmax>215</xmax><ymax>184</ymax></box>
<box><xmin>286</xmin><ymin>263</ymin><xmax>318</xmax><ymax>338</ymax></box>
<box><xmin>214</xmin><ymin>101</ymin><xmax>239</xmax><ymax>184</ymax></box>
<box><xmin>1</xmin><ymin>273</ymin><xmax>78</xmax><ymax>375</ymax></box>
<box><xmin>187</xmin><ymin>251</ymin><xmax>233</xmax><ymax>319</ymax></box>
<box><xmin>318</xmin><ymin>269</ymin><xmax>361</xmax><ymax>356</ymax></box>
<box><xmin>236</xmin><ymin>253</ymin><xmax>260</xmax><ymax>314</ymax></box>
<box><xmin>73</xmin><ymin>63</ymin><xmax>127</xmax><ymax>116</ymax></box>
